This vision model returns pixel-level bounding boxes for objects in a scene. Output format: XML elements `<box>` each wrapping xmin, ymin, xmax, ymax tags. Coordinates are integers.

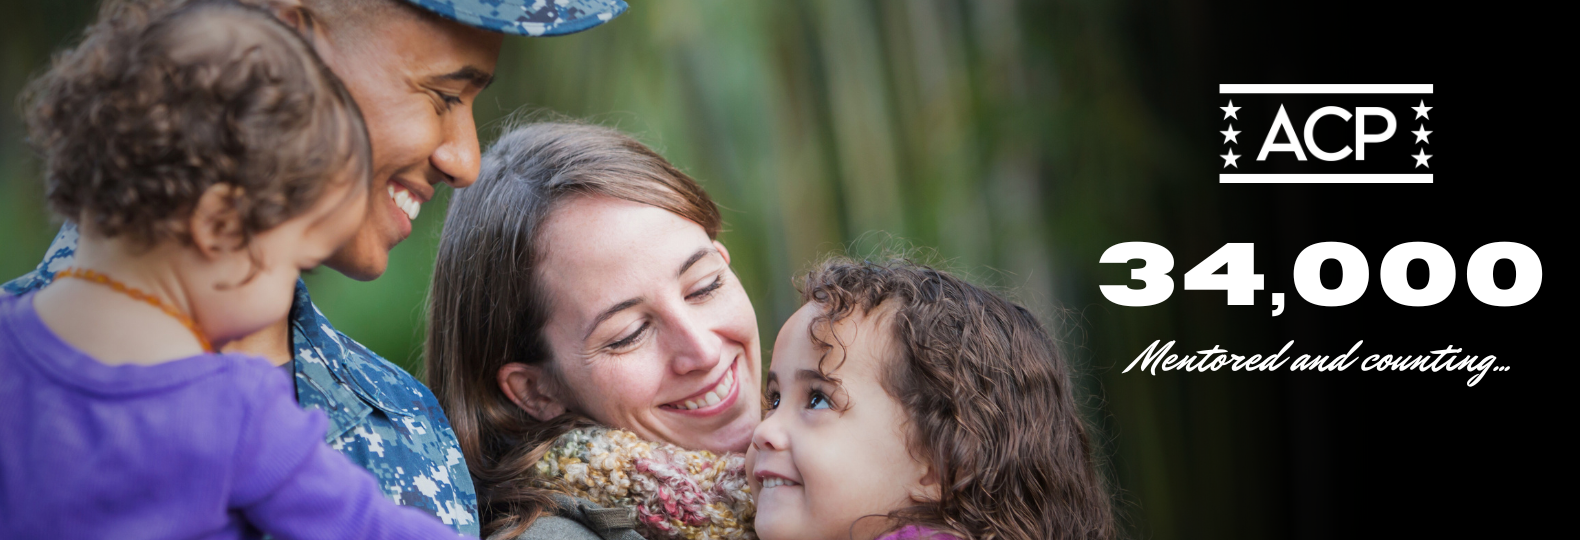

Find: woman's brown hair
<box><xmin>22</xmin><ymin>0</ymin><xmax>371</xmax><ymax>248</ymax></box>
<box><xmin>425</xmin><ymin>121</ymin><xmax>722</xmax><ymax>539</ymax></box>
<box><xmin>800</xmin><ymin>256</ymin><xmax>1115</xmax><ymax>540</ymax></box>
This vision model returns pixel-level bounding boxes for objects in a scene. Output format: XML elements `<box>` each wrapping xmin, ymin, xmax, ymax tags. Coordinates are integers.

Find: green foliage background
<box><xmin>0</xmin><ymin>2</ymin><xmax>1289</xmax><ymax>538</ymax></box>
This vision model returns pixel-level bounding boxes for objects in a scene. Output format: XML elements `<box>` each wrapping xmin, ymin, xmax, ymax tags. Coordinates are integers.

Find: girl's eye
<box><xmin>807</xmin><ymin>390</ymin><xmax>832</xmax><ymax>410</ymax></box>
<box><xmin>765</xmin><ymin>390</ymin><xmax>781</xmax><ymax>411</ymax></box>
<box><xmin>687</xmin><ymin>275</ymin><xmax>725</xmax><ymax>301</ymax></box>
<box><xmin>607</xmin><ymin>321</ymin><xmax>649</xmax><ymax>351</ymax></box>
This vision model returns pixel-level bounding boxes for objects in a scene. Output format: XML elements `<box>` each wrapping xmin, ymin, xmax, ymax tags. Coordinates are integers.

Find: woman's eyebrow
<box><xmin>676</xmin><ymin>247</ymin><xmax>716</xmax><ymax>278</ymax></box>
<box><xmin>585</xmin><ymin>297</ymin><xmax>642</xmax><ymax>340</ymax></box>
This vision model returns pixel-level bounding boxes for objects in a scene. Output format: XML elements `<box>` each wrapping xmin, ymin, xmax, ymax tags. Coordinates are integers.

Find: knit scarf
<box><xmin>532</xmin><ymin>426</ymin><xmax>756</xmax><ymax>540</ymax></box>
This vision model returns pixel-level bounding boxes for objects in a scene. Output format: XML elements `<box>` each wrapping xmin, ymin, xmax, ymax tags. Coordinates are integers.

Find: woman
<box><xmin>428</xmin><ymin>123</ymin><xmax>761</xmax><ymax>540</ymax></box>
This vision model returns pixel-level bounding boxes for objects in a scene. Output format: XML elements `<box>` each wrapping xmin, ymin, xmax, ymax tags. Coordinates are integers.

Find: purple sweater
<box><xmin>0</xmin><ymin>293</ymin><xmax>459</xmax><ymax>540</ymax></box>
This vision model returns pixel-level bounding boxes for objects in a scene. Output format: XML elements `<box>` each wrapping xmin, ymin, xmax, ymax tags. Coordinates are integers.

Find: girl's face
<box><xmin>748</xmin><ymin>303</ymin><xmax>937</xmax><ymax>540</ymax></box>
<box><xmin>188</xmin><ymin>171</ymin><xmax>368</xmax><ymax>346</ymax></box>
<box><xmin>529</xmin><ymin>196</ymin><xmax>762</xmax><ymax>454</ymax></box>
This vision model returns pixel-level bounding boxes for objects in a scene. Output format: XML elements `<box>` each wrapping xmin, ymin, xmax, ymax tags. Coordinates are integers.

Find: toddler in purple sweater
<box><xmin>0</xmin><ymin>2</ymin><xmax>458</xmax><ymax>539</ymax></box>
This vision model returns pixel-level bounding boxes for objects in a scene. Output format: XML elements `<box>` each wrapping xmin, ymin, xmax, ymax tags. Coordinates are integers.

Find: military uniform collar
<box><xmin>287</xmin><ymin>280</ymin><xmax>419</xmax><ymax>441</ymax></box>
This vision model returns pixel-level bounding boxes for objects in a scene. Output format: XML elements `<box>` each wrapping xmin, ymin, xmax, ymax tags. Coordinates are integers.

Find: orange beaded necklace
<box><xmin>53</xmin><ymin>267</ymin><xmax>215</xmax><ymax>353</ymax></box>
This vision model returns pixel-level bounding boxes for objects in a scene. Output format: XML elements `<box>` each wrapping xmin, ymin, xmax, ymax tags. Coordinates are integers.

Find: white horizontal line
<box><xmin>1220</xmin><ymin>174</ymin><xmax>1433</xmax><ymax>184</ymax></box>
<box><xmin>1219</xmin><ymin>84</ymin><xmax>1432</xmax><ymax>94</ymax></box>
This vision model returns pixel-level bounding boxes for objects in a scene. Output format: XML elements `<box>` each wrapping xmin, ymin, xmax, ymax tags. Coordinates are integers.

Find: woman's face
<box><xmin>529</xmin><ymin>196</ymin><xmax>761</xmax><ymax>453</ymax></box>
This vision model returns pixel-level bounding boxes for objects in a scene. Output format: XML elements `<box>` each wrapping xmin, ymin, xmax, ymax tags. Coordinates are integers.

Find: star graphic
<box><xmin>1221</xmin><ymin>148</ymin><xmax>1241</xmax><ymax>168</ymax></box>
<box><xmin>1411</xmin><ymin>148</ymin><xmax>1432</xmax><ymax>168</ymax></box>
<box><xmin>1221</xmin><ymin>124</ymin><xmax>1241</xmax><ymax>144</ymax></box>
<box><xmin>1412</xmin><ymin>124</ymin><xmax>1432</xmax><ymax>144</ymax></box>
<box><xmin>1412</xmin><ymin>100</ymin><xmax>1431</xmax><ymax>120</ymax></box>
<box><xmin>1221</xmin><ymin>100</ymin><xmax>1240</xmax><ymax>120</ymax></box>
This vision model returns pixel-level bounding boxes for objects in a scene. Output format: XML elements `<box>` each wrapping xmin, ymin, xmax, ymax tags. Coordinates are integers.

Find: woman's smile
<box><xmin>427</xmin><ymin>122</ymin><xmax>770</xmax><ymax>537</ymax></box>
<box><xmin>661</xmin><ymin>356</ymin><xmax>743</xmax><ymax>415</ymax></box>
<box><xmin>534</xmin><ymin>196</ymin><xmax>762</xmax><ymax>453</ymax></box>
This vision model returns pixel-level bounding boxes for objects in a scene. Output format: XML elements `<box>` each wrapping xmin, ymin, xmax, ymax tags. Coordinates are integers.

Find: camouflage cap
<box><xmin>401</xmin><ymin>0</ymin><xmax>627</xmax><ymax>37</ymax></box>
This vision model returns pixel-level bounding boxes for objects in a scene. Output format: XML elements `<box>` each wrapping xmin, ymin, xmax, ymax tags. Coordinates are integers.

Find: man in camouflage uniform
<box><xmin>3</xmin><ymin>0</ymin><xmax>627</xmax><ymax>536</ymax></box>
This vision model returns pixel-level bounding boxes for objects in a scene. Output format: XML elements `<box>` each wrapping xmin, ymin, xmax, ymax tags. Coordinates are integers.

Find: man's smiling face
<box><xmin>310</xmin><ymin>3</ymin><xmax>503</xmax><ymax>280</ymax></box>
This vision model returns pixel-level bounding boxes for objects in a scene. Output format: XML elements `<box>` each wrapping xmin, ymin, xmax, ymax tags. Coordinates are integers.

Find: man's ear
<box><xmin>189</xmin><ymin>184</ymin><xmax>245</xmax><ymax>260</ymax></box>
<box><xmin>714</xmin><ymin>240</ymin><xmax>732</xmax><ymax>265</ymax></box>
<box><xmin>498</xmin><ymin>362</ymin><xmax>569</xmax><ymax>422</ymax></box>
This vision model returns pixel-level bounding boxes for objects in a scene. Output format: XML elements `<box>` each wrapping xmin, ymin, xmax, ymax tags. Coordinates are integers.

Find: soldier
<box><xmin>2</xmin><ymin>1</ymin><xmax>627</xmax><ymax>537</ymax></box>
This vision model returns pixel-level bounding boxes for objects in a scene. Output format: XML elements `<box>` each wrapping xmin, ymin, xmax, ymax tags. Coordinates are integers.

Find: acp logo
<box><xmin>1218</xmin><ymin>84</ymin><xmax>1432</xmax><ymax>184</ymax></box>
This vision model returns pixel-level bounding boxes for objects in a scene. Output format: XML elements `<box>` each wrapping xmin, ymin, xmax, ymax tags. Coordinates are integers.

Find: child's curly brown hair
<box><xmin>800</xmin><ymin>256</ymin><xmax>1116</xmax><ymax>540</ymax></box>
<box><xmin>21</xmin><ymin>0</ymin><xmax>370</xmax><ymax>248</ymax></box>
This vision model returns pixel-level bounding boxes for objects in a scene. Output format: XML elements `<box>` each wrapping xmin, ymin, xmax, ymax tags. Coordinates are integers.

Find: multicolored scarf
<box><xmin>532</xmin><ymin>426</ymin><xmax>756</xmax><ymax>540</ymax></box>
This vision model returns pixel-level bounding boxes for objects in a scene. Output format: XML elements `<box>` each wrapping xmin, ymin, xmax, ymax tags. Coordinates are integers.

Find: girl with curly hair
<box><xmin>748</xmin><ymin>257</ymin><xmax>1116</xmax><ymax>540</ymax></box>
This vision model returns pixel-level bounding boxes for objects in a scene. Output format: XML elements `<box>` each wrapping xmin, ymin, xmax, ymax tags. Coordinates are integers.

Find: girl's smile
<box><xmin>747</xmin><ymin>303</ymin><xmax>937</xmax><ymax>540</ymax></box>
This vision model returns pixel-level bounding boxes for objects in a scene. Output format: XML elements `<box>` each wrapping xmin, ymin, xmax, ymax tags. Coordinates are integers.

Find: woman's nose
<box><xmin>666</xmin><ymin>311</ymin><xmax>722</xmax><ymax>376</ymax></box>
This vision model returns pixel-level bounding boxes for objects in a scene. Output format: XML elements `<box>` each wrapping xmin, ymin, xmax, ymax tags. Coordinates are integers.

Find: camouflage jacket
<box><xmin>3</xmin><ymin>224</ymin><xmax>481</xmax><ymax>537</ymax></box>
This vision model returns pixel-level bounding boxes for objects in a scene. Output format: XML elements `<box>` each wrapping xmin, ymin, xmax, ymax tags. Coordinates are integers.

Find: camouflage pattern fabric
<box><xmin>4</xmin><ymin>224</ymin><xmax>482</xmax><ymax>537</ymax></box>
<box><xmin>402</xmin><ymin>0</ymin><xmax>627</xmax><ymax>36</ymax></box>
<box><xmin>0</xmin><ymin>224</ymin><xmax>78</xmax><ymax>297</ymax></box>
